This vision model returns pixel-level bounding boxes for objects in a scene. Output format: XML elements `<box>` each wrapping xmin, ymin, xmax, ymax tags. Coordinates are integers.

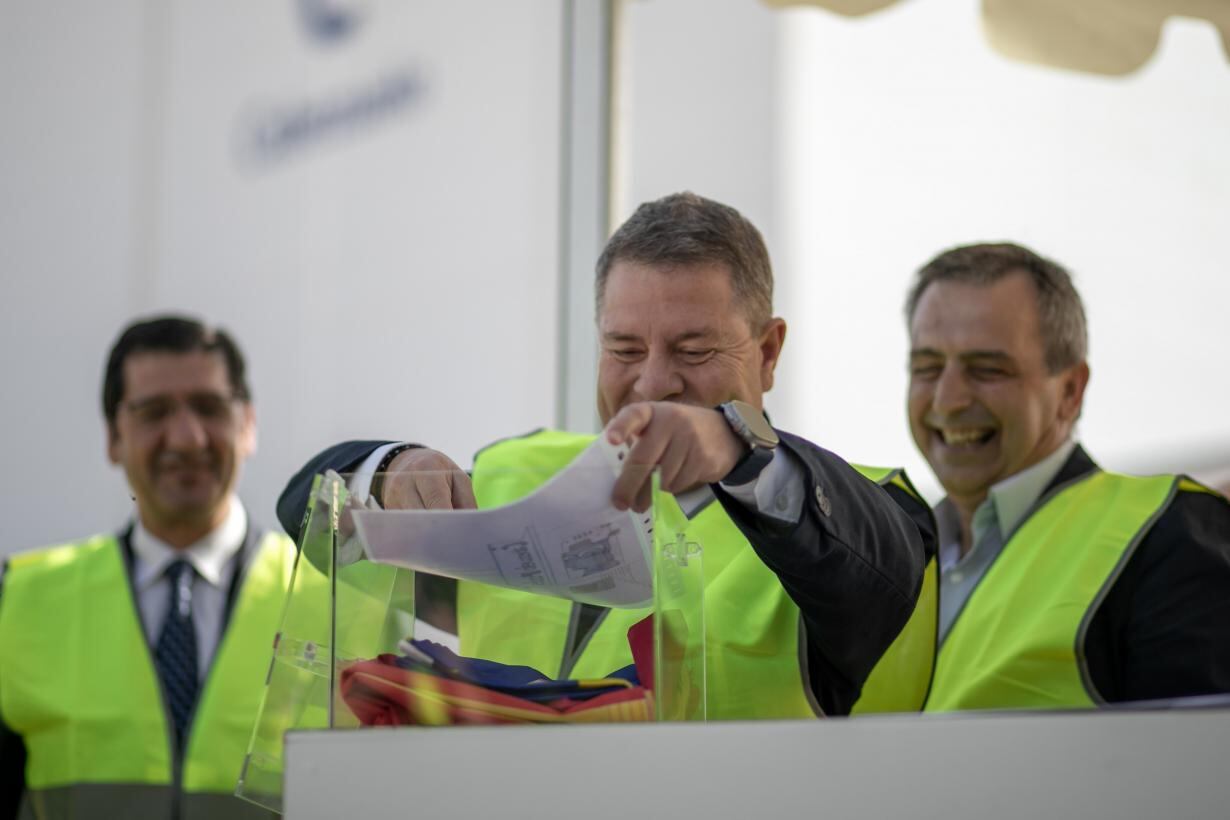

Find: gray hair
<box><xmin>906</xmin><ymin>242</ymin><xmax>1088</xmax><ymax>373</ymax></box>
<box><xmin>595</xmin><ymin>192</ymin><xmax>773</xmax><ymax>330</ymax></box>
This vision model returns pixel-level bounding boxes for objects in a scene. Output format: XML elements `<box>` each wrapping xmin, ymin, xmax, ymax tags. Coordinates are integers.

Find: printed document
<box><xmin>352</xmin><ymin>438</ymin><xmax>655</xmax><ymax>608</ymax></box>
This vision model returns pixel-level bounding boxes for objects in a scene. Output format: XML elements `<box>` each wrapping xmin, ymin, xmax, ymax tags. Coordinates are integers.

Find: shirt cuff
<box><xmin>719</xmin><ymin>447</ymin><xmax>804</xmax><ymax>523</ymax></box>
<box><xmin>348</xmin><ymin>442</ymin><xmax>408</xmax><ymax>505</ymax></box>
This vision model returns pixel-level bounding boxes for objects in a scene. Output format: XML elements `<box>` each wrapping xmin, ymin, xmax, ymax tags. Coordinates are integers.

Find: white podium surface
<box><xmin>284</xmin><ymin>708</ymin><xmax>1230</xmax><ymax>819</ymax></box>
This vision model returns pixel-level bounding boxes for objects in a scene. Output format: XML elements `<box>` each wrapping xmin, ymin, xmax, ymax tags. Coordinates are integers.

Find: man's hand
<box><xmin>605</xmin><ymin>401</ymin><xmax>746</xmax><ymax>512</ymax></box>
<box><xmin>378</xmin><ymin>448</ymin><xmax>477</xmax><ymax>510</ymax></box>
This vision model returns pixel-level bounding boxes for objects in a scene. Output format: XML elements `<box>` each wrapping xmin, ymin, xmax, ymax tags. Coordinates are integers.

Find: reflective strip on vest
<box><xmin>926</xmin><ymin>472</ymin><xmax>1178</xmax><ymax>712</ymax></box>
<box><xmin>0</xmin><ymin>532</ymin><xmax>294</xmax><ymax>807</ymax></box>
<box><xmin>16</xmin><ymin>782</ymin><xmax>276</xmax><ymax>820</ymax></box>
<box><xmin>462</xmin><ymin>429</ymin><xmax>936</xmax><ymax>718</ymax></box>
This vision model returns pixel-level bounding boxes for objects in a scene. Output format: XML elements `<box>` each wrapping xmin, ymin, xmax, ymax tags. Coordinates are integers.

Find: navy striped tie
<box><xmin>155</xmin><ymin>559</ymin><xmax>199</xmax><ymax>748</ymax></box>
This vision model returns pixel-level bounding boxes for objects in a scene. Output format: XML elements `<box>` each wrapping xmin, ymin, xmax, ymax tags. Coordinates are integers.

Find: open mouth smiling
<box><xmin>934</xmin><ymin>427</ymin><xmax>996</xmax><ymax>448</ymax></box>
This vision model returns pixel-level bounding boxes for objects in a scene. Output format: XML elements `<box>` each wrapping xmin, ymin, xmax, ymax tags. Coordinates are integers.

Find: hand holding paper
<box><xmin>353</xmin><ymin>437</ymin><xmax>655</xmax><ymax>608</ymax></box>
<box><xmin>605</xmin><ymin>401</ymin><xmax>744</xmax><ymax>512</ymax></box>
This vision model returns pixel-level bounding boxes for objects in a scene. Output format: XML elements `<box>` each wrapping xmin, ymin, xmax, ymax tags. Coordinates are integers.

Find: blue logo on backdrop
<box><xmin>235</xmin><ymin>68</ymin><xmax>424</xmax><ymax>169</ymax></box>
<box><xmin>234</xmin><ymin>1</ymin><xmax>425</xmax><ymax>170</ymax></box>
<box><xmin>297</xmin><ymin>0</ymin><xmax>363</xmax><ymax>45</ymax></box>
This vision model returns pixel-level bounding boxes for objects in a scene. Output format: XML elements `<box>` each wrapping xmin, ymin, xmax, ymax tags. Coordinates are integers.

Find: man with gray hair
<box><xmin>280</xmin><ymin>192</ymin><xmax>938</xmax><ymax>718</ymax></box>
<box><xmin>906</xmin><ymin>242</ymin><xmax>1230</xmax><ymax>711</ymax></box>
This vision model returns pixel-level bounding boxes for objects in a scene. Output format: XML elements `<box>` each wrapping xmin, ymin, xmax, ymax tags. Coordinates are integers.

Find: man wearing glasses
<box><xmin>0</xmin><ymin>316</ymin><xmax>290</xmax><ymax>819</ymax></box>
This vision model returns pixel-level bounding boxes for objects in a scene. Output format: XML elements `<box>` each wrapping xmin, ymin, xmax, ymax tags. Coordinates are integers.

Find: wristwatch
<box><xmin>718</xmin><ymin>400</ymin><xmax>779</xmax><ymax>485</ymax></box>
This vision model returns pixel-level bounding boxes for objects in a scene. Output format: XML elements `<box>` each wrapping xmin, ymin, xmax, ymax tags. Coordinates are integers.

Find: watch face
<box><xmin>727</xmin><ymin>400</ymin><xmax>779</xmax><ymax>448</ymax></box>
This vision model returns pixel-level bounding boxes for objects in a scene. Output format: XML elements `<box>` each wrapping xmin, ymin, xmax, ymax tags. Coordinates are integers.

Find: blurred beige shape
<box><xmin>983</xmin><ymin>0</ymin><xmax>1230</xmax><ymax>75</ymax></box>
<box><xmin>762</xmin><ymin>0</ymin><xmax>902</xmax><ymax>16</ymax></box>
<box><xmin>764</xmin><ymin>0</ymin><xmax>1230</xmax><ymax>75</ymax></box>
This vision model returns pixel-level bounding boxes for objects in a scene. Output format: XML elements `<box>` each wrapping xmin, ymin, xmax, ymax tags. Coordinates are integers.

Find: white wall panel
<box><xmin>614</xmin><ymin>0</ymin><xmax>778</xmax><ymax>242</ymax></box>
<box><xmin>1</xmin><ymin>1</ymin><xmax>567</xmax><ymax>555</ymax></box>
<box><xmin>0</xmin><ymin>1</ymin><xmax>148</xmax><ymax>550</ymax></box>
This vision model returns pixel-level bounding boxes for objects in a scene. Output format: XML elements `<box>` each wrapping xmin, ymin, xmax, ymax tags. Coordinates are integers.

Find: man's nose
<box><xmin>632</xmin><ymin>352</ymin><xmax>684</xmax><ymax>403</ymax></box>
<box><xmin>165</xmin><ymin>404</ymin><xmax>209</xmax><ymax>449</ymax></box>
<box><xmin>932</xmin><ymin>364</ymin><xmax>973</xmax><ymax>415</ymax></box>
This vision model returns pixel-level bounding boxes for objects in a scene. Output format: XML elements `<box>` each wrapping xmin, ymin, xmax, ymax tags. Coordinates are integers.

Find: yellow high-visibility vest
<box><xmin>926</xmin><ymin>472</ymin><xmax>1195</xmax><ymax>711</ymax></box>
<box><xmin>458</xmin><ymin>429</ymin><xmax>937</xmax><ymax>718</ymax></box>
<box><xmin>0</xmin><ymin>531</ymin><xmax>294</xmax><ymax>818</ymax></box>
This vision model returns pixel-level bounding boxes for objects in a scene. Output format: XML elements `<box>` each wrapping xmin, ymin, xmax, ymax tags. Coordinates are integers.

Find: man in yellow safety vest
<box><xmin>0</xmin><ymin>316</ymin><xmax>293</xmax><ymax>819</ymax></box>
<box><xmin>905</xmin><ymin>242</ymin><xmax>1230</xmax><ymax>710</ymax></box>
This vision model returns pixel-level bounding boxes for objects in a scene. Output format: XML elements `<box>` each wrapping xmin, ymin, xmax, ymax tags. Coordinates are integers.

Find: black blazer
<box><xmin>1038</xmin><ymin>446</ymin><xmax>1230</xmax><ymax>702</ymax></box>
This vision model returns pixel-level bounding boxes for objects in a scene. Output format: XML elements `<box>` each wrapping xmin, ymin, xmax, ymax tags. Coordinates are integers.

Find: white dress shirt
<box><xmin>130</xmin><ymin>499</ymin><xmax>248</xmax><ymax>683</ymax></box>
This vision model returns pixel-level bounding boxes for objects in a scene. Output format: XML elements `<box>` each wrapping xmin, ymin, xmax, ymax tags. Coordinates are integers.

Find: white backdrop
<box><xmin>1</xmin><ymin>1</ymin><xmax>566</xmax><ymax>555</ymax></box>
<box><xmin>617</xmin><ymin>0</ymin><xmax>1230</xmax><ymax>502</ymax></box>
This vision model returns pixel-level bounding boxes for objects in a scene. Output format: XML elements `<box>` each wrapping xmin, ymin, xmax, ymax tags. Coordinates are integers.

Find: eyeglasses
<box><xmin>122</xmin><ymin>392</ymin><xmax>244</xmax><ymax>429</ymax></box>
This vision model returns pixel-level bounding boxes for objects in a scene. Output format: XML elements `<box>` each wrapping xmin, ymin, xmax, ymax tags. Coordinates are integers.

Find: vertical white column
<box><xmin>557</xmin><ymin>0</ymin><xmax>615</xmax><ymax>434</ymax></box>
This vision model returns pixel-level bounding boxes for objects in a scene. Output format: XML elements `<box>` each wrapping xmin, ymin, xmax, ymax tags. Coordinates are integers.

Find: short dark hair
<box><xmin>906</xmin><ymin>242</ymin><xmax>1088</xmax><ymax>373</ymax></box>
<box><xmin>595</xmin><ymin>191</ymin><xmax>773</xmax><ymax>330</ymax></box>
<box><xmin>102</xmin><ymin>315</ymin><xmax>251</xmax><ymax>425</ymax></box>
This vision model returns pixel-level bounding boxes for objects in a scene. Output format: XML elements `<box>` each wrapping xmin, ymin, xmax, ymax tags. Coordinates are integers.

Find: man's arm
<box><xmin>1094</xmin><ymin>489</ymin><xmax>1230</xmax><ymax>702</ymax></box>
<box><xmin>276</xmin><ymin>441</ymin><xmax>467</xmax><ymax>633</ymax></box>
<box><xmin>276</xmin><ymin>440</ymin><xmax>395</xmax><ymax>541</ymax></box>
<box><xmin>714</xmin><ymin>430</ymin><xmax>928</xmax><ymax>716</ymax></box>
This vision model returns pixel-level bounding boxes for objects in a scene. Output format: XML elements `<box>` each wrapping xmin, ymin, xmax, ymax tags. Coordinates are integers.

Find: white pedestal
<box><xmin>284</xmin><ymin>707</ymin><xmax>1230</xmax><ymax>819</ymax></box>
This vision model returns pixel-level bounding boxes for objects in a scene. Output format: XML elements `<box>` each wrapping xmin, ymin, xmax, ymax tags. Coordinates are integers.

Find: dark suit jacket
<box><xmin>1052</xmin><ymin>447</ymin><xmax>1230</xmax><ymax>702</ymax></box>
<box><xmin>277</xmin><ymin>430</ymin><xmax>934</xmax><ymax>716</ymax></box>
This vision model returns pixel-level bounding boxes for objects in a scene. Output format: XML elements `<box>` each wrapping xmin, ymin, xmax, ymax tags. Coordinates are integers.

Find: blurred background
<box><xmin>3</xmin><ymin>0</ymin><xmax>1228</xmax><ymax>556</ymax></box>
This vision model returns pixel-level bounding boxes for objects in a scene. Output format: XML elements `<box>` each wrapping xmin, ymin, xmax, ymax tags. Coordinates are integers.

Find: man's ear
<box><xmin>106</xmin><ymin>421</ymin><xmax>121</xmax><ymax>465</ymax></box>
<box><xmin>1059</xmin><ymin>361</ymin><xmax>1090</xmax><ymax>422</ymax></box>
<box><xmin>239</xmin><ymin>403</ymin><xmax>258</xmax><ymax>458</ymax></box>
<box><xmin>758</xmin><ymin>317</ymin><xmax>788</xmax><ymax>393</ymax></box>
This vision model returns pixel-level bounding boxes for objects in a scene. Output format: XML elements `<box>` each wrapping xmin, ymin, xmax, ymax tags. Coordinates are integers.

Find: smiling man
<box><xmin>280</xmin><ymin>192</ymin><xmax>937</xmax><ymax>718</ymax></box>
<box><xmin>0</xmin><ymin>317</ymin><xmax>291</xmax><ymax>819</ymax></box>
<box><xmin>907</xmin><ymin>242</ymin><xmax>1230</xmax><ymax>710</ymax></box>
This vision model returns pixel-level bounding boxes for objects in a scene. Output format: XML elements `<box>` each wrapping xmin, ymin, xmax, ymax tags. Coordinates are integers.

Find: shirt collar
<box><xmin>986</xmin><ymin>438</ymin><xmax>1077</xmax><ymax>539</ymax></box>
<box><xmin>131</xmin><ymin>499</ymin><xmax>247</xmax><ymax>591</ymax></box>
<box><xmin>935</xmin><ymin>439</ymin><xmax>1077</xmax><ymax>569</ymax></box>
